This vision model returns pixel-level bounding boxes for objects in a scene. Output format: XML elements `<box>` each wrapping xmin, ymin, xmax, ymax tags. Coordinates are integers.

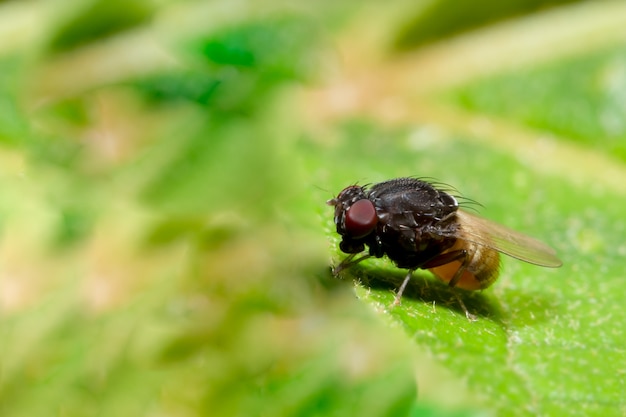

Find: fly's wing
<box><xmin>456</xmin><ymin>210</ymin><xmax>562</xmax><ymax>267</ymax></box>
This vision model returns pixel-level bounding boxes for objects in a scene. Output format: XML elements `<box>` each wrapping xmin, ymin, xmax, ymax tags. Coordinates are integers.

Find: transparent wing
<box><xmin>456</xmin><ymin>210</ymin><xmax>562</xmax><ymax>267</ymax></box>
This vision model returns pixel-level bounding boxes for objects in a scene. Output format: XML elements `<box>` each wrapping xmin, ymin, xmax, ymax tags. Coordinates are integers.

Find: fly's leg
<box><xmin>421</xmin><ymin>249</ymin><xmax>467</xmax><ymax>271</ymax></box>
<box><xmin>391</xmin><ymin>251</ymin><xmax>467</xmax><ymax>307</ymax></box>
<box><xmin>393</xmin><ymin>269</ymin><xmax>415</xmax><ymax>306</ymax></box>
<box><xmin>446</xmin><ymin>252</ymin><xmax>468</xmax><ymax>288</ymax></box>
<box><xmin>332</xmin><ymin>253</ymin><xmax>372</xmax><ymax>276</ymax></box>
<box><xmin>453</xmin><ymin>291</ymin><xmax>477</xmax><ymax>322</ymax></box>
<box><xmin>421</xmin><ymin>249</ymin><xmax>477</xmax><ymax>321</ymax></box>
<box><xmin>445</xmin><ymin>252</ymin><xmax>478</xmax><ymax>321</ymax></box>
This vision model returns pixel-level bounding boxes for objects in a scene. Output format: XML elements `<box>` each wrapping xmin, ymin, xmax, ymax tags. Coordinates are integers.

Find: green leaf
<box><xmin>2</xmin><ymin>1</ymin><xmax>626</xmax><ymax>416</ymax></box>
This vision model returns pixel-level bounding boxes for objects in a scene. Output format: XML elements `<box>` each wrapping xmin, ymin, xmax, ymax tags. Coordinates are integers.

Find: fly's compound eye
<box><xmin>344</xmin><ymin>199</ymin><xmax>378</xmax><ymax>239</ymax></box>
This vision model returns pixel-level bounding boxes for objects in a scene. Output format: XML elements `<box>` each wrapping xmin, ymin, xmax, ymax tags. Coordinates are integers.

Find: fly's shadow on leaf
<box><xmin>334</xmin><ymin>263</ymin><xmax>504</xmax><ymax>321</ymax></box>
<box><xmin>324</xmin><ymin>260</ymin><xmax>559</xmax><ymax>325</ymax></box>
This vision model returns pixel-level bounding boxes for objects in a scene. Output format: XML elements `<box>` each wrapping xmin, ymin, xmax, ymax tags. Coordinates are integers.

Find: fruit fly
<box><xmin>327</xmin><ymin>178</ymin><xmax>562</xmax><ymax>318</ymax></box>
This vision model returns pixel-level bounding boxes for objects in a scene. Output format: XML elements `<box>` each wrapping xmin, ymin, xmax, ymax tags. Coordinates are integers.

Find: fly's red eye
<box><xmin>345</xmin><ymin>199</ymin><xmax>377</xmax><ymax>239</ymax></box>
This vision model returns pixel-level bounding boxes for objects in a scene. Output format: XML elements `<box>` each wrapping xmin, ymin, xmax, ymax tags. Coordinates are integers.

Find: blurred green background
<box><xmin>1</xmin><ymin>0</ymin><xmax>626</xmax><ymax>416</ymax></box>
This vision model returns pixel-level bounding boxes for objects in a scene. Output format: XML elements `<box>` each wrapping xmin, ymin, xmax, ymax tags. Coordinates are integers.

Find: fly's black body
<box><xmin>328</xmin><ymin>177</ymin><xmax>562</xmax><ymax>317</ymax></box>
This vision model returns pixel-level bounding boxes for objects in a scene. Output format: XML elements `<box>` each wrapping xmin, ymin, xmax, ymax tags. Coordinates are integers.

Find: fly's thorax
<box><xmin>372</xmin><ymin>192</ymin><xmax>461</xmax><ymax>269</ymax></box>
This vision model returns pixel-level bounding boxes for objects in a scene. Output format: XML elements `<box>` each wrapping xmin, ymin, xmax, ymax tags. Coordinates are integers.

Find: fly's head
<box><xmin>327</xmin><ymin>185</ymin><xmax>379</xmax><ymax>254</ymax></box>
